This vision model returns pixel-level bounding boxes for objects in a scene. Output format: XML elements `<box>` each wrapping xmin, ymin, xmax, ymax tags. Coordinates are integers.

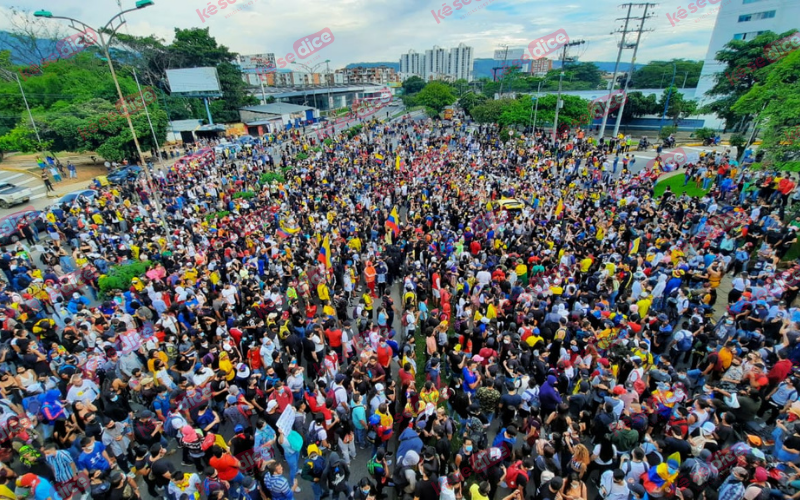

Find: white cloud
<box><xmin>0</xmin><ymin>0</ymin><xmax>714</xmax><ymax>69</ymax></box>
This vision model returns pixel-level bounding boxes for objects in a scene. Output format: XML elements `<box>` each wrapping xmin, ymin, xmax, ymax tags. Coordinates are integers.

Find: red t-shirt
<box><xmin>209</xmin><ymin>453</ymin><xmax>240</xmax><ymax>481</ymax></box>
<box><xmin>376</xmin><ymin>345</ymin><xmax>392</xmax><ymax>368</ymax></box>
<box><xmin>326</xmin><ymin>328</ymin><xmax>343</xmax><ymax>348</ymax></box>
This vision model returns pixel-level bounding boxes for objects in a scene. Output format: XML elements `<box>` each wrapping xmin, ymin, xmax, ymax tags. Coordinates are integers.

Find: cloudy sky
<box><xmin>1</xmin><ymin>0</ymin><xmax>719</xmax><ymax>68</ymax></box>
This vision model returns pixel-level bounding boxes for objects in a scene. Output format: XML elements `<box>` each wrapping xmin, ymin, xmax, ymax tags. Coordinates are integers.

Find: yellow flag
<box><xmin>555</xmin><ymin>199</ymin><xmax>564</xmax><ymax>217</ymax></box>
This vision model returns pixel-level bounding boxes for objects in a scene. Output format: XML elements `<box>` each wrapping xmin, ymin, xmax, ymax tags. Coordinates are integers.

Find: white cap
<box><xmin>73</xmin><ymin>293</ymin><xmax>81</xmax><ymax>299</ymax></box>
<box><xmin>267</xmin><ymin>400</ymin><xmax>279</xmax><ymax>412</ymax></box>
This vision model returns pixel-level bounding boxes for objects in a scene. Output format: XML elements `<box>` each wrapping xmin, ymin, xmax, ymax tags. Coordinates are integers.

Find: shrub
<box><xmin>97</xmin><ymin>260</ymin><xmax>151</xmax><ymax>295</ymax></box>
<box><xmin>658</xmin><ymin>125</ymin><xmax>678</xmax><ymax>140</ymax></box>
<box><xmin>694</xmin><ymin>127</ymin><xmax>716</xmax><ymax>141</ymax></box>
<box><xmin>203</xmin><ymin>211</ymin><xmax>230</xmax><ymax>222</ymax></box>
<box><xmin>295</xmin><ymin>152</ymin><xmax>309</xmax><ymax>160</ymax></box>
<box><xmin>324</xmin><ymin>138</ymin><xmax>333</xmax><ymax>146</ymax></box>
<box><xmin>729</xmin><ymin>133</ymin><xmax>747</xmax><ymax>149</ymax></box>
<box><xmin>233</xmin><ymin>191</ymin><xmax>255</xmax><ymax>199</ymax></box>
<box><xmin>259</xmin><ymin>172</ymin><xmax>285</xmax><ymax>185</ymax></box>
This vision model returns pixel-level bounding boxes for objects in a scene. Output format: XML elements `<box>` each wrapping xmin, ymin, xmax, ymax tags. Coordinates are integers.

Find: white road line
<box><xmin>0</xmin><ymin>173</ymin><xmax>26</xmax><ymax>183</ymax></box>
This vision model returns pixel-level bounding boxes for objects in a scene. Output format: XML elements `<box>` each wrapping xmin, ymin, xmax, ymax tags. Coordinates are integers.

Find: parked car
<box><xmin>106</xmin><ymin>166</ymin><xmax>142</xmax><ymax>184</ymax></box>
<box><xmin>0</xmin><ymin>210</ymin><xmax>46</xmax><ymax>245</ymax></box>
<box><xmin>0</xmin><ymin>183</ymin><xmax>32</xmax><ymax>209</ymax></box>
<box><xmin>53</xmin><ymin>189</ymin><xmax>98</xmax><ymax>209</ymax></box>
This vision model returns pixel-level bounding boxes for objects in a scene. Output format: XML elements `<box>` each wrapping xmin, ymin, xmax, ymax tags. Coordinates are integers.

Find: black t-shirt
<box><xmin>784</xmin><ymin>434</ymin><xmax>800</xmax><ymax>452</ymax></box>
<box><xmin>537</xmin><ymin>483</ymin><xmax>561</xmax><ymax>500</ymax></box>
<box><xmin>414</xmin><ymin>478</ymin><xmax>438</xmax><ymax>499</ymax></box>
<box><xmin>211</xmin><ymin>379</ymin><xmax>228</xmax><ymax>402</ymax></box>
<box><xmin>151</xmin><ymin>458</ymin><xmax>175</xmax><ymax>486</ymax></box>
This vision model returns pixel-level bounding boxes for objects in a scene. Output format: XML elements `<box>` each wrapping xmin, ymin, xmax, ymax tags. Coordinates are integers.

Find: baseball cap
<box><xmin>754</xmin><ymin>467</ymin><xmax>768</xmax><ymax>482</ymax></box>
<box><xmin>267</xmin><ymin>400</ymin><xmax>279</xmax><ymax>412</ymax></box>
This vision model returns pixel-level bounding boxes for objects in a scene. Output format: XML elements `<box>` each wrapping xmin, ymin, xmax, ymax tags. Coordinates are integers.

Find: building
<box><xmin>695</xmin><ymin>0</ymin><xmax>800</xmax><ymax>102</ymax></box>
<box><xmin>399</xmin><ymin>43</ymin><xmax>475</xmax><ymax>82</ymax></box>
<box><xmin>399</xmin><ymin>50</ymin><xmax>424</xmax><ymax>76</ymax></box>
<box><xmin>239</xmin><ymin>102</ymin><xmax>318</xmax><ymax>135</ymax></box>
<box><xmin>237</xmin><ymin>53</ymin><xmax>277</xmax><ymax>86</ymax></box>
<box><xmin>529</xmin><ymin>58</ymin><xmax>553</xmax><ymax>76</ymax></box>
<box><xmin>334</xmin><ymin>66</ymin><xmax>398</xmax><ymax>85</ymax></box>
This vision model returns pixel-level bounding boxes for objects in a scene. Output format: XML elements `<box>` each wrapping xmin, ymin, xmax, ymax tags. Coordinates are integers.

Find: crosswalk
<box><xmin>0</xmin><ymin>171</ymin><xmax>48</xmax><ymax>201</ymax></box>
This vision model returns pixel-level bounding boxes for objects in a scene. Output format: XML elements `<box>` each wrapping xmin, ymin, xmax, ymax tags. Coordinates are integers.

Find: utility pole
<box><xmin>552</xmin><ymin>40</ymin><xmax>585</xmax><ymax>141</ymax></box>
<box><xmin>612</xmin><ymin>2</ymin><xmax>655</xmax><ymax>137</ymax></box>
<box><xmin>496</xmin><ymin>45</ymin><xmax>509</xmax><ymax>96</ymax></box>
<box><xmin>598</xmin><ymin>3</ymin><xmax>635</xmax><ymax>140</ymax></box>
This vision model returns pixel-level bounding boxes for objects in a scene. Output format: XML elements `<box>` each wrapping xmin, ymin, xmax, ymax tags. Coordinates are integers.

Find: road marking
<box><xmin>0</xmin><ymin>173</ymin><xmax>26</xmax><ymax>183</ymax></box>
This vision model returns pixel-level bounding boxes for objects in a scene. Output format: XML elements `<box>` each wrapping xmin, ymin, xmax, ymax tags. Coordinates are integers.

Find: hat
<box><xmin>700</xmin><ymin>422</ymin><xmax>716</xmax><ymax>435</ymax></box>
<box><xmin>732</xmin><ymin>467</ymin><xmax>749</xmax><ymax>479</ymax></box>
<box><xmin>375</xmin><ymin>383</ymin><xmax>385</xmax><ymax>392</ymax></box>
<box><xmin>598</xmin><ymin>358</ymin><xmax>609</xmax><ymax>367</ymax></box>
<box><xmin>612</xmin><ymin>385</ymin><xmax>626</xmax><ymax>395</ymax></box>
<box><xmin>226</xmin><ymin>395</ymin><xmax>237</xmax><ymax>405</ymax></box>
<box><xmin>754</xmin><ymin>467</ymin><xmax>768</xmax><ymax>482</ymax></box>
<box><xmin>73</xmin><ymin>292</ymin><xmax>81</xmax><ymax>299</ymax></box>
<box><xmin>267</xmin><ymin>400</ymin><xmax>279</xmax><ymax>412</ymax></box>
<box><xmin>335</xmin><ymin>373</ymin><xmax>346</xmax><ymax>384</ymax></box>
<box><xmin>138</xmin><ymin>410</ymin><xmax>154</xmax><ymax>419</ymax></box>
<box><xmin>234</xmin><ymin>425</ymin><xmax>244</xmax><ymax>433</ymax></box>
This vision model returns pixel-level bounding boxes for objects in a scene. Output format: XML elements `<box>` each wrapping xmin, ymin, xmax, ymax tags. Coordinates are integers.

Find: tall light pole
<box><xmin>530</xmin><ymin>80</ymin><xmax>543</xmax><ymax>131</ymax></box>
<box><xmin>324</xmin><ymin>59</ymin><xmax>332</xmax><ymax>113</ymax></box>
<box><xmin>35</xmin><ymin>1</ymin><xmax>172</xmax><ymax>246</ymax></box>
<box><xmin>130</xmin><ymin>68</ymin><xmax>168</xmax><ymax>174</ymax></box>
<box><xmin>0</xmin><ymin>68</ymin><xmax>43</xmax><ymax>149</ymax></box>
<box><xmin>659</xmin><ymin>62</ymin><xmax>677</xmax><ymax>137</ymax></box>
<box><xmin>292</xmin><ymin>60</ymin><xmax>328</xmax><ymax>112</ymax></box>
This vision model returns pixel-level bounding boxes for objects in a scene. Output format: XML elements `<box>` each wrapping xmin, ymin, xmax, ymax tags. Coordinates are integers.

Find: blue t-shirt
<box><xmin>77</xmin><ymin>441</ymin><xmax>110</xmax><ymax>472</ymax></box>
<box><xmin>463</xmin><ymin>367</ymin><xmax>478</xmax><ymax>395</ymax></box>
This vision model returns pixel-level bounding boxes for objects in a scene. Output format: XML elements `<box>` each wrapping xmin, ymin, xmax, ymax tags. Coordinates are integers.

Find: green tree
<box><xmin>702</xmin><ymin>30</ymin><xmax>797</xmax><ymax>131</ymax></box>
<box><xmin>470</xmin><ymin>99</ymin><xmax>507</xmax><ymax>124</ymax></box>
<box><xmin>414</xmin><ymin>82</ymin><xmax>456</xmax><ymax>113</ymax></box>
<box><xmin>563</xmin><ymin>62</ymin><xmax>603</xmax><ymax>89</ymax></box>
<box><xmin>733</xmin><ymin>49</ymin><xmax>800</xmax><ymax>170</ymax></box>
<box><xmin>459</xmin><ymin>93</ymin><xmax>488</xmax><ymax>116</ymax></box>
<box><xmin>402</xmin><ymin>76</ymin><xmax>426</xmax><ymax>95</ymax></box>
<box><xmin>630</xmin><ymin>60</ymin><xmax>703</xmax><ymax>89</ymax></box>
<box><xmin>658</xmin><ymin>87</ymin><xmax>697</xmax><ymax>125</ymax></box>
<box><xmin>621</xmin><ymin>91</ymin><xmax>660</xmax><ymax>121</ymax></box>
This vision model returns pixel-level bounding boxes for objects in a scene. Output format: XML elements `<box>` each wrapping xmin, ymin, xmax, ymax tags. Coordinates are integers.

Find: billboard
<box><xmin>494</xmin><ymin>49</ymin><xmax>525</xmax><ymax>61</ymax></box>
<box><xmin>166</xmin><ymin>67</ymin><xmax>221</xmax><ymax>93</ymax></box>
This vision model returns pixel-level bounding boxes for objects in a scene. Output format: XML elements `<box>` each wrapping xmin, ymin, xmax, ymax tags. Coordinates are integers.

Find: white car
<box><xmin>0</xmin><ymin>183</ymin><xmax>32</xmax><ymax>209</ymax></box>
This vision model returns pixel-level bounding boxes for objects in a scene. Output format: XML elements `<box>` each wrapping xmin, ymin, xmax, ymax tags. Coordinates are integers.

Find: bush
<box><xmin>259</xmin><ymin>172</ymin><xmax>285</xmax><ymax>185</ymax></box>
<box><xmin>233</xmin><ymin>191</ymin><xmax>255</xmax><ymax>199</ymax></box>
<box><xmin>730</xmin><ymin>133</ymin><xmax>747</xmax><ymax>149</ymax></box>
<box><xmin>695</xmin><ymin>127</ymin><xmax>716</xmax><ymax>141</ymax></box>
<box><xmin>97</xmin><ymin>260</ymin><xmax>151</xmax><ymax>295</ymax></box>
<box><xmin>658</xmin><ymin>125</ymin><xmax>678</xmax><ymax>140</ymax></box>
<box><xmin>346</xmin><ymin>125</ymin><xmax>363</xmax><ymax>139</ymax></box>
<box><xmin>295</xmin><ymin>152</ymin><xmax>309</xmax><ymax>160</ymax></box>
<box><xmin>324</xmin><ymin>138</ymin><xmax>333</xmax><ymax>146</ymax></box>
<box><xmin>203</xmin><ymin>211</ymin><xmax>230</xmax><ymax>222</ymax></box>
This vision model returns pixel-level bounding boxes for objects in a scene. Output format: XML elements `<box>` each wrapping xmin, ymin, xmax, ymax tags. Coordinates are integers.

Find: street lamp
<box><xmin>35</xmin><ymin>2</ymin><xmax>172</xmax><ymax>245</ymax></box>
<box><xmin>292</xmin><ymin>60</ymin><xmax>328</xmax><ymax>113</ymax></box>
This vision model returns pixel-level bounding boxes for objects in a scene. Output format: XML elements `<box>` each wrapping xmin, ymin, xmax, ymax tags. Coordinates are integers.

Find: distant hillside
<box><xmin>473</xmin><ymin>58</ymin><xmax>645</xmax><ymax>79</ymax></box>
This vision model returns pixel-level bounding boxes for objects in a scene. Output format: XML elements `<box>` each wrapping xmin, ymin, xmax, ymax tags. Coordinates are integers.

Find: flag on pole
<box><xmin>395</xmin><ymin>156</ymin><xmax>401</xmax><ymax>170</ymax></box>
<box><xmin>374</xmin><ymin>153</ymin><xmax>384</xmax><ymax>165</ymax></box>
<box><xmin>318</xmin><ymin>235</ymin><xmax>332</xmax><ymax>270</ymax></box>
<box><xmin>386</xmin><ymin>207</ymin><xmax>400</xmax><ymax>236</ymax></box>
<box><xmin>554</xmin><ymin>199</ymin><xmax>564</xmax><ymax>218</ymax></box>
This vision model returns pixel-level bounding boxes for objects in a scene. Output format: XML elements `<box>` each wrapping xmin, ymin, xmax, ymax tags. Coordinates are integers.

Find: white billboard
<box><xmin>166</xmin><ymin>67</ymin><xmax>221</xmax><ymax>93</ymax></box>
<box><xmin>494</xmin><ymin>49</ymin><xmax>525</xmax><ymax>61</ymax></box>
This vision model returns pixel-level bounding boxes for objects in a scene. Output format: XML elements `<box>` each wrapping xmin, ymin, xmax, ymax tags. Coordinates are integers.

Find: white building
<box><xmin>399</xmin><ymin>50</ymin><xmax>425</xmax><ymax>76</ymax></box>
<box><xmin>449</xmin><ymin>43</ymin><xmax>474</xmax><ymax>82</ymax></box>
<box><xmin>696</xmin><ymin>0</ymin><xmax>800</xmax><ymax>102</ymax></box>
<box><xmin>399</xmin><ymin>43</ymin><xmax>475</xmax><ymax>82</ymax></box>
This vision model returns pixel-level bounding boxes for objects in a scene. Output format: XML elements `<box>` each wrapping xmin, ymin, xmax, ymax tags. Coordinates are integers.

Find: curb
<box><xmin>0</xmin><ymin>167</ymin><xmax>38</xmax><ymax>175</ymax></box>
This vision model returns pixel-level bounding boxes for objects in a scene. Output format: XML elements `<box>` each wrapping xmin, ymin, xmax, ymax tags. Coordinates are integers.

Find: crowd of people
<box><xmin>2</xmin><ymin>103</ymin><xmax>800</xmax><ymax>500</ymax></box>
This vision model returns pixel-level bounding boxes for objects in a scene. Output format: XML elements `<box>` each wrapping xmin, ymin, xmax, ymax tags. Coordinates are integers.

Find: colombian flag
<box><xmin>629</xmin><ymin>237</ymin><xmax>641</xmax><ymax>254</ymax></box>
<box><xmin>275</xmin><ymin>228</ymin><xmax>290</xmax><ymax>239</ymax></box>
<box><xmin>318</xmin><ymin>235</ymin><xmax>332</xmax><ymax>270</ymax></box>
<box><xmin>374</xmin><ymin>153</ymin><xmax>384</xmax><ymax>165</ymax></box>
<box><xmin>395</xmin><ymin>156</ymin><xmax>401</xmax><ymax>170</ymax></box>
<box><xmin>386</xmin><ymin>207</ymin><xmax>400</xmax><ymax>236</ymax></box>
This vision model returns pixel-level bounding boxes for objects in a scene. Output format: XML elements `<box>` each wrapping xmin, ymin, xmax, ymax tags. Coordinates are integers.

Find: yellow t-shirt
<box><xmin>470</xmin><ymin>484</ymin><xmax>489</xmax><ymax>500</ymax></box>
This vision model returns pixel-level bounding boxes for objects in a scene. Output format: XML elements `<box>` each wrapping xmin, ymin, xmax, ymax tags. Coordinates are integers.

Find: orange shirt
<box><xmin>209</xmin><ymin>453</ymin><xmax>240</xmax><ymax>481</ymax></box>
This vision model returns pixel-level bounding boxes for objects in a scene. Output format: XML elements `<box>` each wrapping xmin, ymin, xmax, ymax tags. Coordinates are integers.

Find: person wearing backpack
<box><xmin>392</xmin><ymin>449</ymin><xmax>419</xmax><ymax>500</ymax></box>
<box><xmin>301</xmin><ymin>444</ymin><xmax>328</xmax><ymax>500</ymax></box>
<box><xmin>366</xmin><ymin>449</ymin><xmax>389</xmax><ymax>498</ymax></box>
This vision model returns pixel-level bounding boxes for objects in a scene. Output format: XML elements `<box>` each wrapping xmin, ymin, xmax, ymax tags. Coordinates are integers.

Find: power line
<box><xmin>612</xmin><ymin>2</ymin><xmax>656</xmax><ymax>138</ymax></box>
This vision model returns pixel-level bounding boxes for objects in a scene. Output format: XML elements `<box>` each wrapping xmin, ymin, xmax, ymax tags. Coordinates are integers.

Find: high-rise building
<box><xmin>399</xmin><ymin>50</ymin><xmax>424</xmax><ymax>77</ymax></box>
<box><xmin>424</xmin><ymin>45</ymin><xmax>449</xmax><ymax>80</ymax></box>
<box><xmin>695</xmin><ymin>0</ymin><xmax>800</xmax><ymax>102</ymax></box>
<box><xmin>449</xmin><ymin>43</ymin><xmax>474</xmax><ymax>81</ymax></box>
<box><xmin>399</xmin><ymin>43</ymin><xmax>475</xmax><ymax>82</ymax></box>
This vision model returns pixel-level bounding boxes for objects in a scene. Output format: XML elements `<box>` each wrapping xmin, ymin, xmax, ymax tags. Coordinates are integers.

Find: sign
<box><xmin>119</xmin><ymin>329</ymin><xmax>143</xmax><ymax>355</ymax></box>
<box><xmin>275</xmin><ymin>405</ymin><xmax>296</xmax><ymax>437</ymax></box>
